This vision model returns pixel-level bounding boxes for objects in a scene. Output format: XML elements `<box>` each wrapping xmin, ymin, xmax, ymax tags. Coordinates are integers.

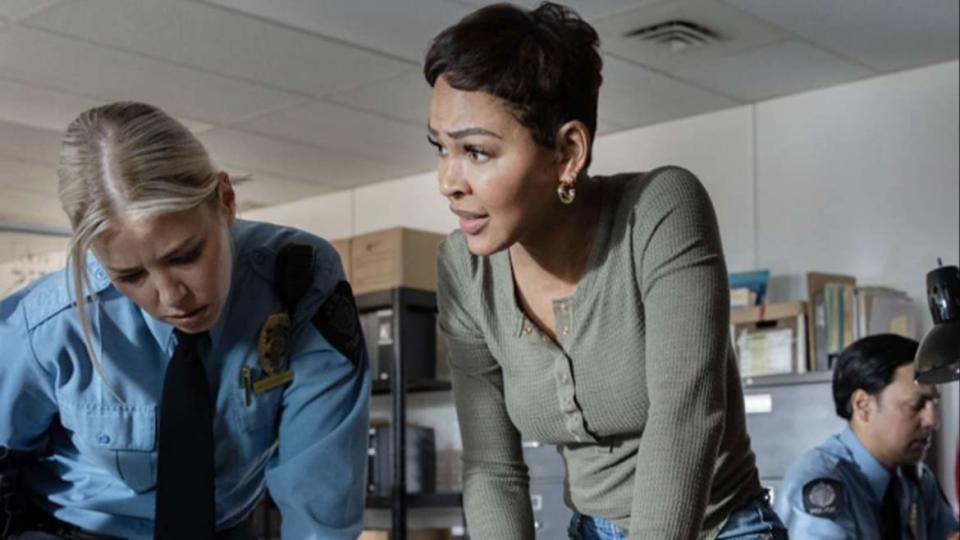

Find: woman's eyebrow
<box><xmin>428</xmin><ymin>124</ymin><xmax>502</xmax><ymax>139</ymax></box>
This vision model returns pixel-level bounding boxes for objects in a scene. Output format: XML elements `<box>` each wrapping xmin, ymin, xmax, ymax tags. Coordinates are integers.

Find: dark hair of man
<box><xmin>423</xmin><ymin>2</ymin><xmax>603</xmax><ymax>168</ymax></box>
<box><xmin>832</xmin><ymin>333</ymin><xmax>920</xmax><ymax>420</ymax></box>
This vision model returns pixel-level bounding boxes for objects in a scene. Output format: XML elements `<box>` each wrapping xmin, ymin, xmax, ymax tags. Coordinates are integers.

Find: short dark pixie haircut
<box><xmin>832</xmin><ymin>334</ymin><xmax>919</xmax><ymax>420</ymax></box>
<box><xmin>424</xmin><ymin>2</ymin><xmax>602</xmax><ymax>168</ymax></box>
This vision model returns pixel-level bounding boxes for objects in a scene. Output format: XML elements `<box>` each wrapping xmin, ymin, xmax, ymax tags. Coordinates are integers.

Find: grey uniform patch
<box><xmin>802</xmin><ymin>478</ymin><xmax>844</xmax><ymax>518</ymax></box>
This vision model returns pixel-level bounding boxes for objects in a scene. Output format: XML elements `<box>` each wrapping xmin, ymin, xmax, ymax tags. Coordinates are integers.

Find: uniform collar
<box><xmin>142</xmin><ymin>310</ymin><xmax>177</xmax><ymax>355</ymax></box>
<box><xmin>841</xmin><ymin>426</ymin><xmax>892</xmax><ymax>501</ymax></box>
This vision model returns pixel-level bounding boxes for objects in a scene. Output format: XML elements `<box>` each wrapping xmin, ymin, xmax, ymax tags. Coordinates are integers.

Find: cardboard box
<box><xmin>350</xmin><ymin>228</ymin><xmax>444</xmax><ymax>295</ymax></box>
<box><xmin>731</xmin><ymin>301</ymin><xmax>807</xmax><ymax>377</ymax></box>
<box><xmin>329</xmin><ymin>238</ymin><xmax>351</xmax><ymax>282</ymax></box>
<box><xmin>730</xmin><ymin>287</ymin><xmax>758</xmax><ymax>309</ymax></box>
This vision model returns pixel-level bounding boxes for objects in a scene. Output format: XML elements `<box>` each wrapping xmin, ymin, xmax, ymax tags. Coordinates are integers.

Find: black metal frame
<box><xmin>356</xmin><ymin>287</ymin><xmax>462</xmax><ymax>540</ymax></box>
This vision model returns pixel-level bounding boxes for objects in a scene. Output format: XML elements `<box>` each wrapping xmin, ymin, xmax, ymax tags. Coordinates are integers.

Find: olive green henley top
<box><xmin>437</xmin><ymin>167</ymin><xmax>763</xmax><ymax>539</ymax></box>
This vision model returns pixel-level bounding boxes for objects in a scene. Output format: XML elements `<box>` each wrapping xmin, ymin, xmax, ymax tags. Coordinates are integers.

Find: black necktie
<box><xmin>155</xmin><ymin>330</ymin><xmax>215</xmax><ymax>539</ymax></box>
<box><xmin>881</xmin><ymin>476</ymin><xmax>902</xmax><ymax>540</ymax></box>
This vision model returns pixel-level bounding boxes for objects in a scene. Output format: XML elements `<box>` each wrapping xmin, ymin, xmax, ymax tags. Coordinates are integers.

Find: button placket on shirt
<box><xmin>515</xmin><ymin>301</ymin><xmax>593</xmax><ymax>442</ymax></box>
<box><xmin>551</xmin><ymin>300</ymin><xmax>592</xmax><ymax>442</ymax></box>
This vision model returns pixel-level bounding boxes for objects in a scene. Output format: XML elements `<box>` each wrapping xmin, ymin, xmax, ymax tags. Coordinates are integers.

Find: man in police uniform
<box><xmin>775</xmin><ymin>334</ymin><xmax>959</xmax><ymax>539</ymax></box>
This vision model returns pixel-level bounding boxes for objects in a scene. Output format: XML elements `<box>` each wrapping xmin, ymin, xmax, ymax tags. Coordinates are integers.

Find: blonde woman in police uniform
<box><xmin>0</xmin><ymin>102</ymin><xmax>369</xmax><ymax>539</ymax></box>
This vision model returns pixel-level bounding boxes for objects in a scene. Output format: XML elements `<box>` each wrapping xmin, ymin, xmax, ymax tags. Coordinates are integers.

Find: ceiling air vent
<box><xmin>623</xmin><ymin>20</ymin><xmax>721</xmax><ymax>53</ymax></box>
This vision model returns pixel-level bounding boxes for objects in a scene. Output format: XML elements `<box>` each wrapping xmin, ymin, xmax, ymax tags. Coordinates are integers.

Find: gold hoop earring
<box><xmin>557</xmin><ymin>182</ymin><xmax>576</xmax><ymax>205</ymax></box>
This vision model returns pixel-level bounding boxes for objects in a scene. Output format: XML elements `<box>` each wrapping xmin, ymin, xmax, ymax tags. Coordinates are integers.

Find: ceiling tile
<box><xmin>226</xmin><ymin>168</ymin><xmax>333</xmax><ymax>211</ymax></box>
<box><xmin>454</xmin><ymin>0</ymin><xmax>661</xmax><ymax>22</ymax></box>
<box><xmin>597</xmin><ymin>56</ymin><xmax>739</xmax><ymax>129</ymax></box>
<box><xmin>198</xmin><ymin>128</ymin><xmax>404</xmax><ymax>189</ymax></box>
<box><xmin>0</xmin><ymin>27</ymin><xmax>305</xmax><ymax>125</ymax></box>
<box><xmin>0</xmin><ymin>0</ymin><xmax>62</xmax><ymax>22</ymax></box>
<box><xmin>25</xmin><ymin>0</ymin><xmax>412</xmax><ymax>97</ymax></box>
<box><xmin>0</xmin><ymin>156</ymin><xmax>58</xmax><ymax>196</ymax></box>
<box><xmin>328</xmin><ymin>66</ymin><xmax>628</xmax><ymax>140</ymax></box>
<box><xmin>593</xmin><ymin>0</ymin><xmax>788</xmax><ymax>75</ymax></box>
<box><xmin>234</xmin><ymin>101</ymin><xmax>435</xmax><ymax>172</ymax></box>
<box><xmin>205</xmin><ymin>0</ymin><xmax>471</xmax><ymax>63</ymax></box>
<box><xmin>0</xmin><ymin>118</ymin><xmax>63</xmax><ymax>166</ymax></box>
<box><xmin>675</xmin><ymin>40</ymin><xmax>875</xmax><ymax>102</ymax></box>
<box><xmin>722</xmin><ymin>0</ymin><xmax>959</xmax><ymax>72</ymax></box>
<box><xmin>0</xmin><ymin>78</ymin><xmax>216</xmax><ymax>138</ymax></box>
<box><xmin>326</xmin><ymin>69</ymin><xmax>431</xmax><ymax>127</ymax></box>
<box><xmin>0</xmin><ymin>78</ymin><xmax>101</xmax><ymax>132</ymax></box>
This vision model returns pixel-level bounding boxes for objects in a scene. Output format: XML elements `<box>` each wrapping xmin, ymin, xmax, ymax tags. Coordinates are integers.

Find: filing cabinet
<box><xmin>523</xmin><ymin>440</ymin><xmax>572</xmax><ymax>538</ymax></box>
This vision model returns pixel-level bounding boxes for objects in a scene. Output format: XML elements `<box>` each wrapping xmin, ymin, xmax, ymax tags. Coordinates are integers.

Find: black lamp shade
<box><xmin>914</xmin><ymin>264</ymin><xmax>960</xmax><ymax>384</ymax></box>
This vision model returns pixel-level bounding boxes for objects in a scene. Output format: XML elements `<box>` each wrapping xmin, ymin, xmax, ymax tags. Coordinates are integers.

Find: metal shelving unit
<box><xmin>356</xmin><ymin>287</ymin><xmax>463</xmax><ymax>540</ymax></box>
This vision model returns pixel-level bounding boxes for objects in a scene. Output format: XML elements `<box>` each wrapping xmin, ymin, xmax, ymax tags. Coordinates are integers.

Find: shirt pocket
<box><xmin>229</xmin><ymin>371</ymin><xmax>284</xmax><ymax>472</ymax></box>
<box><xmin>231</xmin><ymin>370</ymin><xmax>284</xmax><ymax>433</ymax></box>
<box><xmin>59</xmin><ymin>402</ymin><xmax>157</xmax><ymax>493</ymax></box>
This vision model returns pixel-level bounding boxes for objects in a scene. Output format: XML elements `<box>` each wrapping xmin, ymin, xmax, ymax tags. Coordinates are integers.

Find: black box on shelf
<box><xmin>356</xmin><ymin>288</ymin><xmax>438</xmax><ymax>383</ymax></box>
<box><xmin>367</xmin><ymin>424</ymin><xmax>436</xmax><ymax>497</ymax></box>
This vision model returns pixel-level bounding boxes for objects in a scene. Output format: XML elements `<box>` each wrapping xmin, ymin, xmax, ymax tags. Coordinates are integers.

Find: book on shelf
<box><xmin>807</xmin><ymin>272</ymin><xmax>856</xmax><ymax>372</ymax></box>
<box><xmin>853</xmin><ymin>286</ymin><xmax>917</xmax><ymax>340</ymax></box>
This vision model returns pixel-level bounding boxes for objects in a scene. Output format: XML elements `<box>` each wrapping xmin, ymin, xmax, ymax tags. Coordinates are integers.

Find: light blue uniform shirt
<box><xmin>775</xmin><ymin>427</ymin><xmax>959</xmax><ymax>539</ymax></box>
<box><xmin>0</xmin><ymin>220</ymin><xmax>370</xmax><ymax>539</ymax></box>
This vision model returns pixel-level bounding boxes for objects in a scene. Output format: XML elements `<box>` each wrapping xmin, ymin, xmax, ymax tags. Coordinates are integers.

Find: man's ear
<box><xmin>850</xmin><ymin>388</ymin><xmax>875</xmax><ymax>424</ymax></box>
<box><xmin>555</xmin><ymin>120</ymin><xmax>590</xmax><ymax>186</ymax></box>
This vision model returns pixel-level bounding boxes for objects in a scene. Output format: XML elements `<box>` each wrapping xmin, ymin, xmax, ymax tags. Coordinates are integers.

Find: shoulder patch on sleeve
<box><xmin>802</xmin><ymin>478</ymin><xmax>844</xmax><ymax>519</ymax></box>
<box><xmin>311</xmin><ymin>281</ymin><xmax>364</xmax><ymax>367</ymax></box>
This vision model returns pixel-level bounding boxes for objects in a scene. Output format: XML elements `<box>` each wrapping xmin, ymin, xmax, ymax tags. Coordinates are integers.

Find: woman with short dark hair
<box><xmin>425</xmin><ymin>3</ymin><xmax>787</xmax><ymax>539</ymax></box>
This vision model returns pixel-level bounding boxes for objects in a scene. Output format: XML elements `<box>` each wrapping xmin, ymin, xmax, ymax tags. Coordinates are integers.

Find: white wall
<box><xmin>247</xmin><ymin>60</ymin><xmax>960</xmax><ymax>513</ymax></box>
<box><xmin>0</xmin><ymin>240</ymin><xmax>67</xmax><ymax>297</ymax></box>
<box><xmin>592</xmin><ymin>105</ymin><xmax>756</xmax><ymax>273</ymax></box>
<box><xmin>755</xmin><ymin>62</ymin><xmax>959</xmax><ymax>304</ymax></box>
<box><xmin>246</xmin><ymin>171</ymin><xmax>456</xmax><ymax>240</ymax></box>
<box><xmin>241</xmin><ymin>189</ymin><xmax>355</xmax><ymax>239</ymax></box>
<box><xmin>0</xmin><ymin>231</ymin><xmax>68</xmax><ymax>264</ymax></box>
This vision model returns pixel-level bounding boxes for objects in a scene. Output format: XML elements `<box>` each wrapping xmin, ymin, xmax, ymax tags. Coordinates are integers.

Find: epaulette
<box><xmin>22</xmin><ymin>257</ymin><xmax>112</xmax><ymax>331</ymax></box>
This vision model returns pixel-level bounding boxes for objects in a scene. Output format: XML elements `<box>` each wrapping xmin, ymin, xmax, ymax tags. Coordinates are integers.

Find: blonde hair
<box><xmin>58</xmin><ymin>102</ymin><xmax>220</xmax><ymax>399</ymax></box>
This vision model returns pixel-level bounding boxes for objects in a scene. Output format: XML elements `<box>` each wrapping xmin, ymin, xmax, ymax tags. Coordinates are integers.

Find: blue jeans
<box><xmin>568</xmin><ymin>495</ymin><xmax>788</xmax><ymax>539</ymax></box>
